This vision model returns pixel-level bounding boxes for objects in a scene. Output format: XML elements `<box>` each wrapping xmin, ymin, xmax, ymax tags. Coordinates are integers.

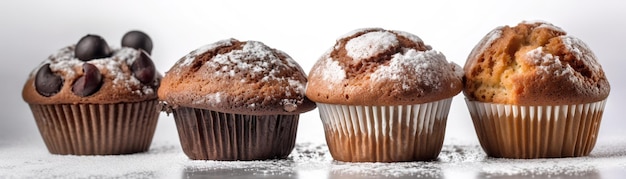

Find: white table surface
<box><xmin>2</xmin><ymin>130</ymin><xmax>626</xmax><ymax>179</ymax></box>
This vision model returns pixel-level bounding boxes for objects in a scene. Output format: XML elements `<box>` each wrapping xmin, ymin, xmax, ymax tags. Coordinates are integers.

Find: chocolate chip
<box><xmin>132</xmin><ymin>50</ymin><xmax>156</xmax><ymax>84</ymax></box>
<box><xmin>72</xmin><ymin>63</ymin><xmax>103</xmax><ymax>97</ymax></box>
<box><xmin>122</xmin><ymin>30</ymin><xmax>153</xmax><ymax>54</ymax></box>
<box><xmin>75</xmin><ymin>35</ymin><xmax>112</xmax><ymax>61</ymax></box>
<box><xmin>35</xmin><ymin>64</ymin><xmax>63</xmax><ymax>97</ymax></box>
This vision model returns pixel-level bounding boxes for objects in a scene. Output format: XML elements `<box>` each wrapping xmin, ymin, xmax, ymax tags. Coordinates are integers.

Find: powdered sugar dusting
<box><xmin>337</xmin><ymin>27</ymin><xmax>383</xmax><ymax>41</ymax></box>
<box><xmin>468</xmin><ymin>27</ymin><xmax>503</xmax><ymax>63</ymax></box>
<box><xmin>179</xmin><ymin>39</ymin><xmax>234</xmax><ymax>67</ymax></box>
<box><xmin>317</xmin><ymin>57</ymin><xmax>346</xmax><ymax>84</ymax></box>
<box><xmin>206</xmin><ymin>41</ymin><xmax>299</xmax><ymax>81</ymax></box>
<box><xmin>287</xmin><ymin>78</ymin><xmax>305</xmax><ymax>95</ymax></box>
<box><xmin>450</xmin><ymin>62</ymin><xmax>464</xmax><ymax>87</ymax></box>
<box><xmin>393</xmin><ymin>30</ymin><xmax>424</xmax><ymax>44</ymax></box>
<box><xmin>561</xmin><ymin>36</ymin><xmax>602</xmax><ymax>73</ymax></box>
<box><xmin>210</xmin><ymin>40</ymin><xmax>304</xmax><ymax>85</ymax></box>
<box><xmin>182</xmin><ymin>39</ymin><xmax>308</xmax><ymax>109</ymax></box>
<box><xmin>35</xmin><ymin>46</ymin><xmax>157</xmax><ymax>96</ymax></box>
<box><xmin>525</xmin><ymin>36</ymin><xmax>603</xmax><ymax>85</ymax></box>
<box><xmin>526</xmin><ymin>46</ymin><xmax>581</xmax><ymax>84</ymax></box>
<box><xmin>91</xmin><ymin>48</ymin><xmax>148</xmax><ymax>94</ymax></box>
<box><xmin>192</xmin><ymin>92</ymin><xmax>224</xmax><ymax>106</ymax></box>
<box><xmin>370</xmin><ymin>49</ymin><xmax>459</xmax><ymax>91</ymax></box>
<box><xmin>523</xmin><ymin>20</ymin><xmax>566</xmax><ymax>33</ymax></box>
<box><xmin>345</xmin><ymin>31</ymin><xmax>398</xmax><ymax>61</ymax></box>
<box><xmin>537</xmin><ymin>23</ymin><xmax>566</xmax><ymax>33</ymax></box>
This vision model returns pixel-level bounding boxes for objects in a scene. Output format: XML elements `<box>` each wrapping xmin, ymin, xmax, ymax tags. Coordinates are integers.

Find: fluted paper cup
<box><xmin>172</xmin><ymin>107</ymin><xmax>299</xmax><ymax>160</ymax></box>
<box><xmin>317</xmin><ymin>98</ymin><xmax>453</xmax><ymax>162</ymax></box>
<box><xmin>465</xmin><ymin>99</ymin><xmax>607</xmax><ymax>159</ymax></box>
<box><xmin>28</xmin><ymin>100</ymin><xmax>160</xmax><ymax>155</ymax></box>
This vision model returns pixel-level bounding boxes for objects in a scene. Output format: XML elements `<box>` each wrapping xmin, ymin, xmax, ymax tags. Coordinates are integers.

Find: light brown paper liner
<box><xmin>28</xmin><ymin>100</ymin><xmax>160</xmax><ymax>155</ymax></box>
<box><xmin>317</xmin><ymin>98</ymin><xmax>453</xmax><ymax>162</ymax></box>
<box><xmin>172</xmin><ymin>107</ymin><xmax>299</xmax><ymax>160</ymax></box>
<box><xmin>465</xmin><ymin>99</ymin><xmax>607</xmax><ymax>159</ymax></box>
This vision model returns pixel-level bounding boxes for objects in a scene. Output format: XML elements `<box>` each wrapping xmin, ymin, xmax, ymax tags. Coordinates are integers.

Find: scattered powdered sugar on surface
<box><xmin>345</xmin><ymin>31</ymin><xmax>398</xmax><ymax>62</ymax></box>
<box><xmin>370</xmin><ymin>49</ymin><xmax>452</xmax><ymax>91</ymax></box>
<box><xmin>2</xmin><ymin>137</ymin><xmax>626</xmax><ymax>178</ymax></box>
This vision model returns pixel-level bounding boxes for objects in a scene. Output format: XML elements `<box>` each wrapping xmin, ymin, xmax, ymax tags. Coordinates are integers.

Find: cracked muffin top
<box><xmin>463</xmin><ymin>21</ymin><xmax>610</xmax><ymax>105</ymax></box>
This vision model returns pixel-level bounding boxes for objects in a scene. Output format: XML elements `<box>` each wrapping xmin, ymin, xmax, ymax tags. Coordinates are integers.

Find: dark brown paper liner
<box><xmin>28</xmin><ymin>100</ymin><xmax>160</xmax><ymax>155</ymax></box>
<box><xmin>317</xmin><ymin>98</ymin><xmax>453</xmax><ymax>162</ymax></box>
<box><xmin>465</xmin><ymin>99</ymin><xmax>607</xmax><ymax>159</ymax></box>
<box><xmin>172</xmin><ymin>107</ymin><xmax>299</xmax><ymax>160</ymax></box>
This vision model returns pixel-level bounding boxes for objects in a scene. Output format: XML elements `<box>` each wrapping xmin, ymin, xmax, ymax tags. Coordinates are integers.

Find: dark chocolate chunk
<box><xmin>35</xmin><ymin>64</ymin><xmax>63</xmax><ymax>97</ymax></box>
<box><xmin>75</xmin><ymin>34</ymin><xmax>112</xmax><ymax>61</ymax></box>
<box><xmin>132</xmin><ymin>50</ymin><xmax>156</xmax><ymax>84</ymax></box>
<box><xmin>72</xmin><ymin>63</ymin><xmax>103</xmax><ymax>97</ymax></box>
<box><xmin>122</xmin><ymin>30</ymin><xmax>153</xmax><ymax>54</ymax></box>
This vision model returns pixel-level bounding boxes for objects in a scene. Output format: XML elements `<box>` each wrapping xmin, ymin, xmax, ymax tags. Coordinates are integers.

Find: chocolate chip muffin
<box><xmin>306</xmin><ymin>28</ymin><xmax>463</xmax><ymax>162</ymax></box>
<box><xmin>158</xmin><ymin>38</ymin><xmax>315</xmax><ymax>160</ymax></box>
<box><xmin>22</xmin><ymin>31</ymin><xmax>161</xmax><ymax>155</ymax></box>
<box><xmin>463</xmin><ymin>21</ymin><xmax>610</xmax><ymax>158</ymax></box>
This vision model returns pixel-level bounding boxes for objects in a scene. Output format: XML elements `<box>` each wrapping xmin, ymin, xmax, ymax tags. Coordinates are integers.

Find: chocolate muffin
<box><xmin>464</xmin><ymin>21</ymin><xmax>610</xmax><ymax>158</ymax></box>
<box><xmin>22</xmin><ymin>31</ymin><xmax>161</xmax><ymax>155</ymax></box>
<box><xmin>306</xmin><ymin>28</ymin><xmax>463</xmax><ymax>162</ymax></box>
<box><xmin>158</xmin><ymin>38</ymin><xmax>315</xmax><ymax>160</ymax></box>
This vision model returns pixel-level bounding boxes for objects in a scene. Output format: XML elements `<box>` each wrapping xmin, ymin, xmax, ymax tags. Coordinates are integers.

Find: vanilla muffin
<box><xmin>306</xmin><ymin>28</ymin><xmax>463</xmax><ymax>162</ymax></box>
<box><xmin>464</xmin><ymin>21</ymin><xmax>610</xmax><ymax>158</ymax></box>
<box><xmin>159</xmin><ymin>38</ymin><xmax>315</xmax><ymax>160</ymax></box>
<box><xmin>22</xmin><ymin>31</ymin><xmax>161</xmax><ymax>155</ymax></box>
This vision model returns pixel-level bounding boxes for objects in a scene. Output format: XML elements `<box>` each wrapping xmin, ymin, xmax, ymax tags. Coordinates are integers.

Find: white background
<box><xmin>1</xmin><ymin>0</ymin><xmax>625</xmax><ymax>161</ymax></box>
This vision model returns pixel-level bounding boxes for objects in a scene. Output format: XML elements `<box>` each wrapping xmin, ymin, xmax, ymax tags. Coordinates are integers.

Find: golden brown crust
<box><xmin>306</xmin><ymin>28</ymin><xmax>463</xmax><ymax>105</ymax></box>
<box><xmin>22</xmin><ymin>46</ymin><xmax>160</xmax><ymax>104</ymax></box>
<box><xmin>158</xmin><ymin>39</ymin><xmax>315</xmax><ymax>115</ymax></box>
<box><xmin>464</xmin><ymin>21</ymin><xmax>610</xmax><ymax>105</ymax></box>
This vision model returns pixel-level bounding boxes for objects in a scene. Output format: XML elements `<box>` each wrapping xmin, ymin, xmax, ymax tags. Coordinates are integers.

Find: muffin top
<box><xmin>464</xmin><ymin>21</ymin><xmax>610</xmax><ymax>105</ymax></box>
<box><xmin>22</xmin><ymin>32</ymin><xmax>161</xmax><ymax>104</ymax></box>
<box><xmin>306</xmin><ymin>28</ymin><xmax>463</xmax><ymax>105</ymax></box>
<box><xmin>158</xmin><ymin>38</ymin><xmax>315</xmax><ymax>115</ymax></box>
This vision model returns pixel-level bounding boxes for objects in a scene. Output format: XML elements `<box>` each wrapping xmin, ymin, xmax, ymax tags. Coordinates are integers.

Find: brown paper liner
<box><xmin>317</xmin><ymin>98</ymin><xmax>453</xmax><ymax>162</ymax></box>
<box><xmin>28</xmin><ymin>100</ymin><xmax>160</xmax><ymax>155</ymax></box>
<box><xmin>172</xmin><ymin>107</ymin><xmax>299</xmax><ymax>160</ymax></box>
<box><xmin>465</xmin><ymin>99</ymin><xmax>607</xmax><ymax>159</ymax></box>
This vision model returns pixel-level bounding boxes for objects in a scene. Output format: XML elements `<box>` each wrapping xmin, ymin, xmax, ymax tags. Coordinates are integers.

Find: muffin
<box><xmin>306</xmin><ymin>28</ymin><xmax>463</xmax><ymax>162</ymax></box>
<box><xmin>158</xmin><ymin>38</ymin><xmax>315</xmax><ymax>160</ymax></box>
<box><xmin>464</xmin><ymin>21</ymin><xmax>610</xmax><ymax>158</ymax></box>
<box><xmin>22</xmin><ymin>31</ymin><xmax>161</xmax><ymax>155</ymax></box>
